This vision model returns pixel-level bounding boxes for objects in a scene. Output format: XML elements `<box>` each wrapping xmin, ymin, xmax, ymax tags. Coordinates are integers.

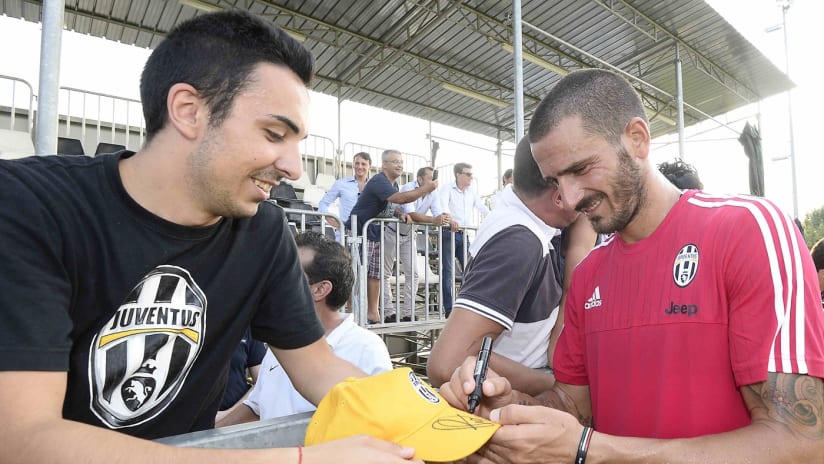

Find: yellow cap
<box><xmin>304</xmin><ymin>368</ymin><xmax>500</xmax><ymax>462</ymax></box>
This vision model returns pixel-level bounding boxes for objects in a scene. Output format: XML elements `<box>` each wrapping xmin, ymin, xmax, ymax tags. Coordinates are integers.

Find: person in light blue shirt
<box><xmin>318</xmin><ymin>152</ymin><xmax>371</xmax><ymax>231</ymax></box>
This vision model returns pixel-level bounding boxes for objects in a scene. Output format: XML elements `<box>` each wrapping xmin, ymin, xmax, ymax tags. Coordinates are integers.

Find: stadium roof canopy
<box><xmin>2</xmin><ymin>0</ymin><xmax>792</xmax><ymax>142</ymax></box>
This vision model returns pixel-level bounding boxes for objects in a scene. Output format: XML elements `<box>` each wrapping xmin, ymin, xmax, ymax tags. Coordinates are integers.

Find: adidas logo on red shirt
<box><xmin>584</xmin><ymin>286</ymin><xmax>602</xmax><ymax>309</ymax></box>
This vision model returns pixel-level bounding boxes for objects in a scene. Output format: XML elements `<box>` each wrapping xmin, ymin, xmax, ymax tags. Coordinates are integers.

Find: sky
<box><xmin>1</xmin><ymin>1</ymin><xmax>822</xmax><ymax>218</ymax></box>
<box><xmin>651</xmin><ymin>0</ymin><xmax>824</xmax><ymax>220</ymax></box>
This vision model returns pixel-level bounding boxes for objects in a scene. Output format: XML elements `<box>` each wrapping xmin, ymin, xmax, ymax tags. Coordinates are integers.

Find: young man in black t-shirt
<box><xmin>0</xmin><ymin>10</ymin><xmax>418</xmax><ymax>464</ymax></box>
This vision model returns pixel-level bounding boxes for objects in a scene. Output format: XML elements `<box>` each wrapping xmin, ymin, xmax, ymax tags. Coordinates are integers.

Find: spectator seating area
<box><xmin>0</xmin><ymin>131</ymin><xmax>128</xmax><ymax>159</ymax></box>
<box><xmin>57</xmin><ymin>136</ymin><xmax>86</xmax><ymax>156</ymax></box>
<box><xmin>0</xmin><ymin>128</ymin><xmax>35</xmax><ymax>159</ymax></box>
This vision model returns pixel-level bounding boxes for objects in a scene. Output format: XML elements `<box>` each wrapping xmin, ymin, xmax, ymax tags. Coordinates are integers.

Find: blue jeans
<box><xmin>441</xmin><ymin>229</ymin><xmax>466</xmax><ymax>316</ymax></box>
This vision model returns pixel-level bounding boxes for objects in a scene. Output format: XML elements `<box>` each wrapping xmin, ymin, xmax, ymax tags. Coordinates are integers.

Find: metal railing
<box><xmin>279</xmin><ymin>206</ymin><xmax>343</xmax><ymax>245</ymax></box>
<box><xmin>352</xmin><ymin>217</ymin><xmax>476</xmax><ymax>331</ymax></box>
<box><xmin>59</xmin><ymin>86</ymin><xmax>145</xmax><ymax>152</ymax></box>
<box><xmin>0</xmin><ymin>74</ymin><xmax>35</xmax><ymax>133</ymax></box>
<box><xmin>300</xmin><ymin>134</ymin><xmax>337</xmax><ymax>177</ymax></box>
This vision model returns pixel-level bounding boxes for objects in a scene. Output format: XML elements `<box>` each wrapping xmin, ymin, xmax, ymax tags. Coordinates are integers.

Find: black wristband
<box><xmin>575</xmin><ymin>426</ymin><xmax>593</xmax><ymax>464</ymax></box>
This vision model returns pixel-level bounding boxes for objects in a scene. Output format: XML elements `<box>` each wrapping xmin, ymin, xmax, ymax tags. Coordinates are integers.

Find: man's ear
<box><xmin>166</xmin><ymin>83</ymin><xmax>208</xmax><ymax>141</ymax></box>
<box><xmin>624</xmin><ymin>116</ymin><xmax>651</xmax><ymax>159</ymax></box>
<box><xmin>311</xmin><ymin>280</ymin><xmax>333</xmax><ymax>302</ymax></box>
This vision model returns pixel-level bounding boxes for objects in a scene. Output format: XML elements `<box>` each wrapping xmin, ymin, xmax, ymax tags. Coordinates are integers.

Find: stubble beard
<box><xmin>587</xmin><ymin>146</ymin><xmax>646</xmax><ymax>234</ymax></box>
<box><xmin>189</xmin><ymin>129</ymin><xmax>256</xmax><ymax>220</ymax></box>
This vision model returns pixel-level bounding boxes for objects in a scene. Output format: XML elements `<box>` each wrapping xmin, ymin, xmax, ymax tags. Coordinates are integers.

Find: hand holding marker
<box><xmin>467</xmin><ymin>336</ymin><xmax>492</xmax><ymax>414</ymax></box>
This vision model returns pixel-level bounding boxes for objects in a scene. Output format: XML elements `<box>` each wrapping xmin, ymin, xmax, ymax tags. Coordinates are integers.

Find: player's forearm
<box><xmin>408</xmin><ymin>212</ymin><xmax>434</xmax><ymax>224</ymax></box>
<box><xmin>526</xmin><ymin>384</ymin><xmax>592</xmax><ymax>427</ymax></box>
<box><xmin>589</xmin><ymin>375</ymin><xmax>824</xmax><ymax>463</ymax></box>
<box><xmin>2</xmin><ymin>418</ymin><xmax>297</xmax><ymax>464</ymax></box>
<box><xmin>587</xmin><ymin>421</ymin><xmax>824</xmax><ymax>464</ymax></box>
<box><xmin>215</xmin><ymin>401</ymin><xmax>258</xmax><ymax>428</ymax></box>
<box><xmin>488</xmin><ymin>353</ymin><xmax>554</xmax><ymax>397</ymax></box>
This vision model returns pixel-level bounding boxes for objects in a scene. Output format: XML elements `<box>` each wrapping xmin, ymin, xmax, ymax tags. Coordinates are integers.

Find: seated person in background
<box><xmin>657</xmin><ymin>158</ymin><xmax>703</xmax><ymax>189</ymax></box>
<box><xmin>427</xmin><ymin>137</ymin><xmax>584</xmax><ymax>395</ymax></box>
<box><xmin>811</xmin><ymin>237</ymin><xmax>824</xmax><ymax>304</ymax></box>
<box><xmin>214</xmin><ymin>328</ymin><xmax>266</xmax><ymax>424</ymax></box>
<box><xmin>318</xmin><ymin>152</ymin><xmax>372</xmax><ymax>229</ymax></box>
<box><xmin>490</xmin><ymin>168</ymin><xmax>513</xmax><ymax>210</ymax></box>
<box><xmin>216</xmin><ymin>232</ymin><xmax>393</xmax><ymax>425</ymax></box>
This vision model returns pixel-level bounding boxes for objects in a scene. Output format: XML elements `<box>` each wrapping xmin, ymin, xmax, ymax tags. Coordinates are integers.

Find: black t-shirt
<box><xmin>344</xmin><ymin>172</ymin><xmax>398</xmax><ymax>242</ymax></box>
<box><xmin>219</xmin><ymin>328</ymin><xmax>267</xmax><ymax>410</ymax></box>
<box><xmin>0</xmin><ymin>153</ymin><xmax>324</xmax><ymax>438</ymax></box>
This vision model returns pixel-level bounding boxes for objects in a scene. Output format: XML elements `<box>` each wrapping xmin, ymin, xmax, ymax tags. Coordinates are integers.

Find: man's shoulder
<box><xmin>333</xmin><ymin>317</ymin><xmax>386</xmax><ymax>348</ymax></box>
<box><xmin>362</xmin><ymin>173</ymin><xmax>389</xmax><ymax>190</ymax></box>
<box><xmin>571</xmin><ymin>235</ymin><xmax>614</xmax><ymax>273</ymax></box>
<box><xmin>366</xmin><ymin>172</ymin><xmax>388</xmax><ymax>183</ymax></box>
<box><xmin>232</xmin><ymin>201</ymin><xmax>289</xmax><ymax>239</ymax></box>
<box><xmin>256</xmin><ymin>200</ymin><xmax>287</xmax><ymax>222</ymax></box>
<box><xmin>333</xmin><ymin>176</ymin><xmax>356</xmax><ymax>186</ymax></box>
<box><xmin>1</xmin><ymin>153</ymin><xmax>101</xmax><ymax>180</ymax></box>
<box><xmin>473</xmin><ymin>225</ymin><xmax>543</xmax><ymax>262</ymax></box>
<box><xmin>1</xmin><ymin>155</ymin><xmax>106</xmax><ymax>209</ymax></box>
<box><xmin>673</xmin><ymin>191</ymin><xmax>785</xmax><ymax>238</ymax></box>
<box><xmin>488</xmin><ymin>223</ymin><xmax>541</xmax><ymax>243</ymax></box>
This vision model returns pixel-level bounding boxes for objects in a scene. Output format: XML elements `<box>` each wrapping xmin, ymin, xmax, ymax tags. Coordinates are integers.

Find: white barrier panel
<box><xmin>156</xmin><ymin>412</ymin><xmax>311</xmax><ymax>448</ymax></box>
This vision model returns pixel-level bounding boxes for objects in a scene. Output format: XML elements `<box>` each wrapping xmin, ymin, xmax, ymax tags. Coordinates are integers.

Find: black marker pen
<box><xmin>467</xmin><ymin>336</ymin><xmax>493</xmax><ymax>414</ymax></box>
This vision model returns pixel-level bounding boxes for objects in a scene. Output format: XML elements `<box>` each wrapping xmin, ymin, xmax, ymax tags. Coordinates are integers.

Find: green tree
<box><xmin>802</xmin><ymin>205</ymin><xmax>824</xmax><ymax>249</ymax></box>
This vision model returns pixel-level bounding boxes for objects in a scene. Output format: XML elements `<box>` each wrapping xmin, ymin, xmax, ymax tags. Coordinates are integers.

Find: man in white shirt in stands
<box><xmin>318</xmin><ymin>152</ymin><xmax>371</xmax><ymax>230</ymax></box>
<box><xmin>383</xmin><ymin>167</ymin><xmax>451</xmax><ymax>322</ymax></box>
<box><xmin>490</xmin><ymin>168</ymin><xmax>513</xmax><ymax>210</ymax></box>
<box><xmin>216</xmin><ymin>231</ymin><xmax>392</xmax><ymax>424</ymax></box>
<box><xmin>439</xmin><ymin>162</ymin><xmax>489</xmax><ymax>316</ymax></box>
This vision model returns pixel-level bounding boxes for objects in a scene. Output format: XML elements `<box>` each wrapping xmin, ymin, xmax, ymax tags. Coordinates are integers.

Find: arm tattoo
<box><xmin>743</xmin><ymin>372</ymin><xmax>824</xmax><ymax>440</ymax></box>
<box><xmin>530</xmin><ymin>387</ymin><xmax>593</xmax><ymax>427</ymax></box>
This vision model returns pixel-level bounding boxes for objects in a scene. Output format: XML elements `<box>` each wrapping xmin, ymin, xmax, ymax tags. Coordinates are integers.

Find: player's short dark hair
<box><xmin>529</xmin><ymin>69</ymin><xmax>646</xmax><ymax>148</ymax></box>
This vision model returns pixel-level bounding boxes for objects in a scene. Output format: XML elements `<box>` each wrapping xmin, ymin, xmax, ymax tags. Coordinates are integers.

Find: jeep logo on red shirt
<box><xmin>664</xmin><ymin>301</ymin><xmax>698</xmax><ymax>316</ymax></box>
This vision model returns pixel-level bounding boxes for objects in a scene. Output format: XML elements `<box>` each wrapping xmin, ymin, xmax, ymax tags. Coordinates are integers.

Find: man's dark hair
<box><xmin>453</xmin><ymin>162</ymin><xmax>472</xmax><ymax>176</ymax></box>
<box><xmin>795</xmin><ymin>218</ymin><xmax>806</xmax><ymax>240</ymax></box>
<box><xmin>812</xmin><ymin>238</ymin><xmax>824</xmax><ymax>272</ymax></box>
<box><xmin>513</xmin><ymin>137</ymin><xmax>554</xmax><ymax>199</ymax></box>
<box><xmin>294</xmin><ymin>232</ymin><xmax>353</xmax><ymax>309</ymax></box>
<box><xmin>140</xmin><ymin>10</ymin><xmax>314</xmax><ymax>142</ymax></box>
<box><xmin>353</xmin><ymin>152</ymin><xmax>372</xmax><ymax>164</ymax></box>
<box><xmin>503</xmin><ymin>169</ymin><xmax>513</xmax><ymax>181</ymax></box>
<box><xmin>417</xmin><ymin>166</ymin><xmax>434</xmax><ymax>178</ymax></box>
<box><xmin>658</xmin><ymin>159</ymin><xmax>704</xmax><ymax>190</ymax></box>
<box><xmin>528</xmin><ymin>69</ymin><xmax>647</xmax><ymax>148</ymax></box>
